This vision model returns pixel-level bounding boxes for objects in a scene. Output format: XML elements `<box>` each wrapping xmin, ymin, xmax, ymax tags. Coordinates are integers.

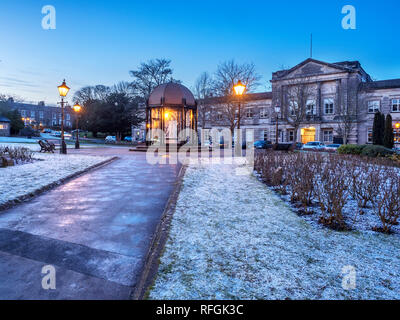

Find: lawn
<box><xmin>149</xmin><ymin>162</ymin><xmax>400</xmax><ymax>300</ymax></box>
<box><xmin>0</xmin><ymin>146</ymin><xmax>113</xmax><ymax>208</ymax></box>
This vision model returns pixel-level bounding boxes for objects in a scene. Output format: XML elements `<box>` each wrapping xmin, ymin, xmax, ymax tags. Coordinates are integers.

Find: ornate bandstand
<box><xmin>146</xmin><ymin>82</ymin><xmax>198</xmax><ymax>146</ymax></box>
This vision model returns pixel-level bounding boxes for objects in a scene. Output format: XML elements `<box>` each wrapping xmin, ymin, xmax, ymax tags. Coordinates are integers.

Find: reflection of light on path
<box><xmin>57</xmin><ymin>214</ymin><xmax>94</xmax><ymax>227</ymax></box>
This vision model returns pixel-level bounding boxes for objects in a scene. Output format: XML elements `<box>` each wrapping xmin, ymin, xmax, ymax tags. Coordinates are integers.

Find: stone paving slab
<box><xmin>0</xmin><ymin>228</ymin><xmax>140</xmax><ymax>286</ymax></box>
<box><xmin>0</xmin><ymin>251</ymin><xmax>132</xmax><ymax>300</ymax></box>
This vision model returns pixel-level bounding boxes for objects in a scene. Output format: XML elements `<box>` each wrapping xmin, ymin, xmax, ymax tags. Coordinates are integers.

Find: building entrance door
<box><xmin>301</xmin><ymin>127</ymin><xmax>316</xmax><ymax>144</ymax></box>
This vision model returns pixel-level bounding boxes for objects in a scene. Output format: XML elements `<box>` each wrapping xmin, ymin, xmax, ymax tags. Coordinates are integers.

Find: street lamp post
<box><xmin>73</xmin><ymin>103</ymin><xmax>82</xmax><ymax>149</ymax></box>
<box><xmin>57</xmin><ymin>80</ymin><xmax>70</xmax><ymax>154</ymax></box>
<box><xmin>274</xmin><ymin>106</ymin><xmax>281</xmax><ymax>145</ymax></box>
<box><xmin>234</xmin><ymin>80</ymin><xmax>246</xmax><ymax>130</ymax></box>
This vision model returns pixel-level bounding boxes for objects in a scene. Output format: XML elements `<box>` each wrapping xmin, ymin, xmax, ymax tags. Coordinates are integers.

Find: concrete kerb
<box><xmin>131</xmin><ymin>164</ymin><xmax>188</xmax><ymax>300</ymax></box>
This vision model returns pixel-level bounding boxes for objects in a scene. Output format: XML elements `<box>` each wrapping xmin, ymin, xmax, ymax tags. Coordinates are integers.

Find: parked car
<box><xmin>302</xmin><ymin>141</ymin><xmax>326</xmax><ymax>151</ymax></box>
<box><xmin>254</xmin><ymin>140</ymin><xmax>273</xmax><ymax>150</ymax></box>
<box><xmin>105</xmin><ymin>136</ymin><xmax>116</xmax><ymax>143</ymax></box>
<box><xmin>325</xmin><ymin>144</ymin><xmax>342</xmax><ymax>152</ymax></box>
<box><xmin>294</xmin><ymin>142</ymin><xmax>304</xmax><ymax>150</ymax></box>
<box><xmin>124</xmin><ymin>136</ymin><xmax>132</xmax><ymax>142</ymax></box>
<box><xmin>52</xmin><ymin>131</ymin><xmax>61</xmax><ymax>137</ymax></box>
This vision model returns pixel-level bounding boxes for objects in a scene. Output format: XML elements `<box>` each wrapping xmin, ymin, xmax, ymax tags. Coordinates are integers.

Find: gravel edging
<box><xmin>0</xmin><ymin>156</ymin><xmax>119</xmax><ymax>212</ymax></box>
<box><xmin>131</xmin><ymin>164</ymin><xmax>188</xmax><ymax>300</ymax></box>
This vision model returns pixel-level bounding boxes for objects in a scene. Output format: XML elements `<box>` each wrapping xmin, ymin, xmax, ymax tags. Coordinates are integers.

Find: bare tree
<box><xmin>284</xmin><ymin>77</ymin><xmax>316</xmax><ymax>143</ymax></box>
<box><xmin>193</xmin><ymin>72</ymin><xmax>214</xmax><ymax>129</ymax></box>
<box><xmin>213</xmin><ymin>60</ymin><xmax>261</xmax><ymax>134</ymax></box>
<box><xmin>73</xmin><ymin>85</ymin><xmax>110</xmax><ymax>105</ymax></box>
<box><xmin>335</xmin><ymin>105</ymin><xmax>357</xmax><ymax>145</ymax></box>
<box><xmin>129</xmin><ymin>58</ymin><xmax>179</xmax><ymax>100</ymax></box>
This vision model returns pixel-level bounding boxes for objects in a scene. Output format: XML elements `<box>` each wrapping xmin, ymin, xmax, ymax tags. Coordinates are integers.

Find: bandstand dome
<box><xmin>148</xmin><ymin>82</ymin><xmax>196</xmax><ymax>107</ymax></box>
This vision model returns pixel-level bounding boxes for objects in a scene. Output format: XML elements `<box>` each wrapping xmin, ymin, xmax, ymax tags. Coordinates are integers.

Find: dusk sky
<box><xmin>0</xmin><ymin>0</ymin><xmax>399</xmax><ymax>105</ymax></box>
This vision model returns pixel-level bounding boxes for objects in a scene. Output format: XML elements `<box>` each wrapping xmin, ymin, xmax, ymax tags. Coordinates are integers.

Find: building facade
<box><xmin>0</xmin><ymin>116</ymin><xmax>11</xmax><ymax>137</ymax></box>
<box><xmin>200</xmin><ymin>58</ymin><xmax>400</xmax><ymax>146</ymax></box>
<box><xmin>7</xmin><ymin>98</ymin><xmax>76</xmax><ymax>130</ymax></box>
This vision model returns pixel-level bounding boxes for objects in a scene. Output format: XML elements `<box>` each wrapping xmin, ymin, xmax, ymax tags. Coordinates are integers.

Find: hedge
<box><xmin>338</xmin><ymin>144</ymin><xmax>393</xmax><ymax>158</ymax></box>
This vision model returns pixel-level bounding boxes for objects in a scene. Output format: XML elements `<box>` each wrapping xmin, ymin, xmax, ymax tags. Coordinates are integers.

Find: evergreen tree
<box><xmin>384</xmin><ymin>114</ymin><xmax>395</xmax><ymax>149</ymax></box>
<box><xmin>372</xmin><ymin>112</ymin><xmax>384</xmax><ymax>145</ymax></box>
<box><xmin>9</xmin><ymin>109</ymin><xmax>24</xmax><ymax>135</ymax></box>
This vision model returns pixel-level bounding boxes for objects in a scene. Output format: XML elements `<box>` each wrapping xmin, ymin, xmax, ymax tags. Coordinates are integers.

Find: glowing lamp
<box><xmin>73</xmin><ymin>103</ymin><xmax>82</xmax><ymax>113</ymax></box>
<box><xmin>396</xmin><ymin>123</ymin><xmax>400</xmax><ymax>129</ymax></box>
<box><xmin>58</xmin><ymin>80</ymin><xmax>70</xmax><ymax>98</ymax></box>
<box><xmin>234</xmin><ymin>80</ymin><xmax>246</xmax><ymax>96</ymax></box>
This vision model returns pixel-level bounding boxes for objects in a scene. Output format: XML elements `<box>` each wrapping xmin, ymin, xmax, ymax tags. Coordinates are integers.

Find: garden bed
<box><xmin>254</xmin><ymin>151</ymin><xmax>400</xmax><ymax>235</ymax></box>
<box><xmin>149</xmin><ymin>162</ymin><xmax>400</xmax><ymax>300</ymax></box>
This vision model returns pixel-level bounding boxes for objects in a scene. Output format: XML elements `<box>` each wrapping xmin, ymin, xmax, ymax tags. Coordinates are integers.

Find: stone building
<box><xmin>0</xmin><ymin>116</ymin><xmax>11</xmax><ymax>137</ymax></box>
<box><xmin>7</xmin><ymin>98</ymin><xmax>76</xmax><ymax>130</ymax></box>
<box><xmin>200</xmin><ymin>58</ymin><xmax>400</xmax><ymax>146</ymax></box>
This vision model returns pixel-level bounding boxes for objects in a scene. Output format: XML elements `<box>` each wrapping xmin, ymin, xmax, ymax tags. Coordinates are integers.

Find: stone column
<box><xmin>336</xmin><ymin>79</ymin><xmax>341</xmax><ymax>115</ymax></box>
<box><xmin>316</xmin><ymin>82</ymin><xmax>322</xmax><ymax>116</ymax></box>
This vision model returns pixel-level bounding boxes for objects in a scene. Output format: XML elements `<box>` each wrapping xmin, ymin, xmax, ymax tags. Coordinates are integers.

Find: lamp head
<box><xmin>234</xmin><ymin>80</ymin><xmax>246</xmax><ymax>96</ymax></box>
<box><xmin>58</xmin><ymin>79</ymin><xmax>70</xmax><ymax>98</ymax></box>
<box><xmin>73</xmin><ymin>103</ymin><xmax>82</xmax><ymax>113</ymax></box>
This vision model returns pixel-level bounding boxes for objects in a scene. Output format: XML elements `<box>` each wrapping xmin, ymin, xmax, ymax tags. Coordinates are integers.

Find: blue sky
<box><xmin>0</xmin><ymin>0</ymin><xmax>399</xmax><ymax>105</ymax></box>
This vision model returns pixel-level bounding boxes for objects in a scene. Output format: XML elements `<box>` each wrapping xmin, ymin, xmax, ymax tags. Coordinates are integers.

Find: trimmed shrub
<box><xmin>337</xmin><ymin>144</ymin><xmax>365</xmax><ymax>155</ymax></box>
<box><xmin>19</xmin><ymin>126</ymin><xmax>40</xmax><ymax>137</ymax></box>
<box><xmin>361</xmin><ymin>145</ymin><xmax>393</xmax><ymax>158</ymax></box>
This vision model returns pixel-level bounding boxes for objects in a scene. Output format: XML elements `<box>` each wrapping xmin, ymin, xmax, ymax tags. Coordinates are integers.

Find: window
<box><xmin>245</xmin><ymin>108</ymin><xmax>254</xmax><ymax>118</ymax></box>
<box><xmin>66</xmin><ymin>121</ymin><xmax>71</xmax><ymax>127</ymax></box>
<box><xmin>39</xmin><ymin>111</ymin><xmax>44</xmax><ymax>119</ymax></box>
<box><xmin>53</xmin><ymin>113</ymin><xmax>57</xmax><ymax>120</ymax></box>
<box><xmin>392</xmin><ymin>99</ymin><xmax>400</xmax><ymax>112</ymax></box>
<box><xmin>66</xmin><ymin>114</ymin><xmax>71</xmax><ymax>121</ymax></box>
<box><xmin>306</xmin><ymin>100</ymin><xmax>316</xmax><ymax>115</ymax></box>
<box><xmin>324</xmin><ymin>98</ymin><xmax>334</xmax><ymax>114</ymax></box>
<box><xmin>367</xmin><ymin>128</ymin><xmax>373</xmax><ymax>144</ymax></box>
<box><xmin>0</xmin><ymin>124</ymin><xmax>6</xmax><ymax>129</ymax></box>
<box><xmin>288</xmin><ymin>130</ymin><xmax>295</xmax><ymax>142</ymax></box>
<box><xmin>21</xmin><ymin>110</ymin><xmax>26</xmax><ymax>117</ymax></box>
<box><xmin>323</xmin><ymin>130</ymin><xmax>333</xmax><ymax>143</ymax></box>
<box><xmin>262</xmin><ymin>130</ymin><xmax>269</xmax><ymax>141</ymax></box>
<box><xmin>289</xmin><ymin>101</ymin><xmax>298</xmax><ymax>116</ymax></box>
<box><xmin>260</xmin><ymin>108</ymin><xmax>268</xmax><ymax>119</ymax></box>
<box><xmin>394</xmin><ymin>123</ymin><xmax>400</xmax><ymax>143</ymax></box>
<box><xmin>31</xmin><ymin>111</ymin><xmax>35</xmax><ymax>119</ymax></box>
<box><xmin>368</xmin><ymin>100</ymin><xmax>380</xmax><ymax>114</ymax></box>
<box><xmin>216</xmin><ymin>113</ymin><xmax>223</xmax><ymax>121</ymax></box>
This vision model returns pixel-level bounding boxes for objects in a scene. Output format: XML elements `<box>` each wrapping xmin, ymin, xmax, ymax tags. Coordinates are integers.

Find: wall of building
<box><xmin>199</xmin><ymin>59</ymin><xmax>400</xmax><ymax>146</ymax></box>
<box><xmin>8</xmin><ymin>100</ymin><xmax>76</xmax><ymax>130</ymax></box>
<box><xmin>0</xmin><ymin>122</ymin><xmax>10</xmax><ymax>137</ymax></box>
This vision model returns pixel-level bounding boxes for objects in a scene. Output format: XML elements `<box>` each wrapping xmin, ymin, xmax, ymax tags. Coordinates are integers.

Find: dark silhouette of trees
<box><xmin>384</xmin><ymin>114</ymin><xmax>394</xmax><ymax>149</ymax></box>
<box><xmin>372</xmin><ymin>112</ymin><xmax>385</xmax><ymax>146</ymax></box>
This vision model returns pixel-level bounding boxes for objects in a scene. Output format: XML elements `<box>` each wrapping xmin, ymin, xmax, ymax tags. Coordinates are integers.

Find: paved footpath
<box><xmin>0</xmin><ymin>147</ymin><xmax>181</xmax><ymax>300</ymax></box>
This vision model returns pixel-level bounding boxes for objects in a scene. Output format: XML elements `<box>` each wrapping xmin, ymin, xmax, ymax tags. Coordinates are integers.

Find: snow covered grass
<box><xmin>149</xmin><ymin>162</ymin><xmax>400</xmax><ymax>300</ymax></box>
<box><xmin>0</xmin><ymin>142</ymin><xmax>110</xmax><ymax>152</ymax></box>
<box><xmin>0</xmin><ymin>152</ymin><xmax>113</xmax><ymax>207</ymax></box>
<box><xmin>0</xmin><ymin>142</ymin><xmax>41</xmax><ymax>152</ymax></box>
